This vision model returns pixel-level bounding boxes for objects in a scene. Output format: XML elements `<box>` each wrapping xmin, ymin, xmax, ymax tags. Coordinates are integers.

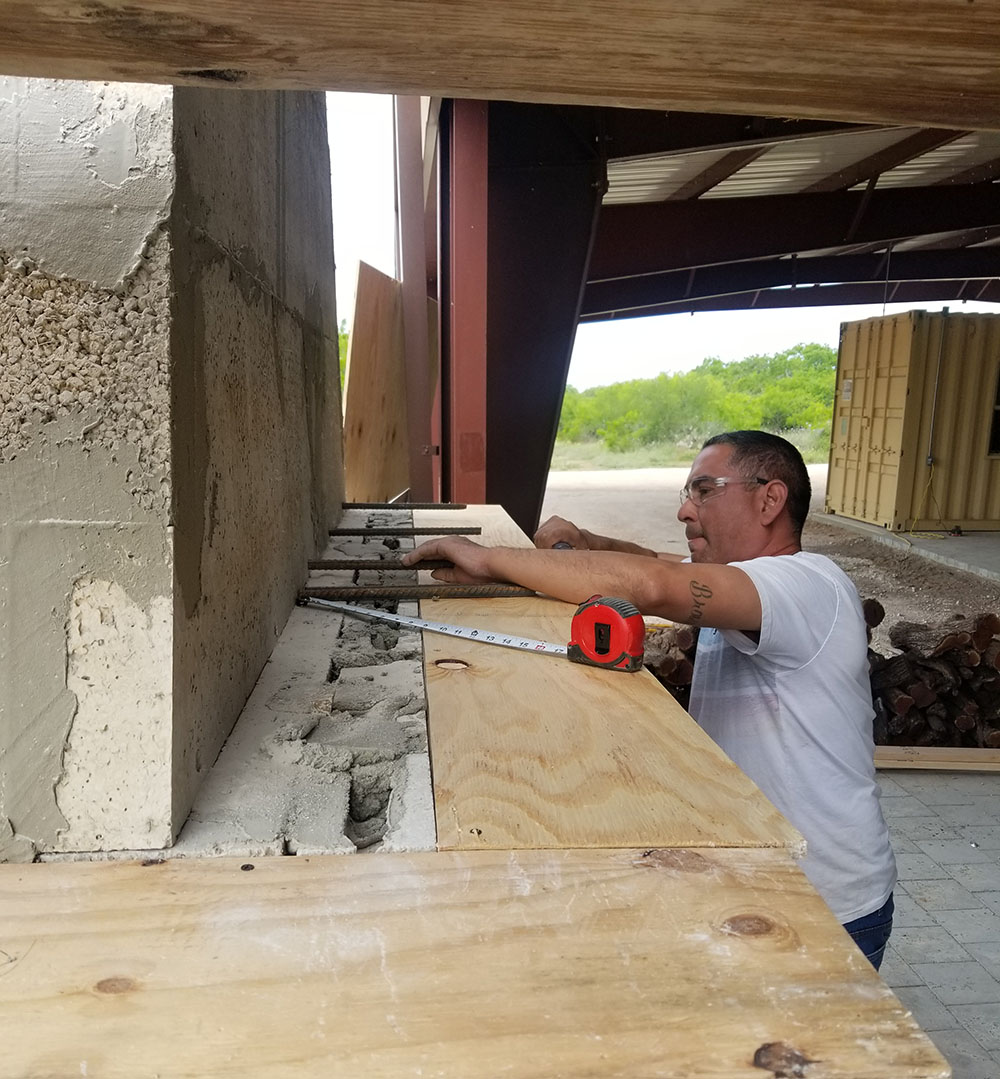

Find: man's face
<box><xmin>677</xmin><ymin>445</ymin><xmax>763</xmax><ymax>564</ymax></box>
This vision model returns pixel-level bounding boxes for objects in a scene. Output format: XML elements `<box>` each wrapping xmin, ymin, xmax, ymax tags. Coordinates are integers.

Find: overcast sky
<box><xmin>327</xmin><ymin>92</ymin><xmax>1000</xmax><ymax>391</ymax></box>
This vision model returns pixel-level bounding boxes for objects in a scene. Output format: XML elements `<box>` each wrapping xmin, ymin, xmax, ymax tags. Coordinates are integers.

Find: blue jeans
<box><xmin>843</xmin><ymin>893</ymin><xmax>894</xmax><ymax>970</ymax></box>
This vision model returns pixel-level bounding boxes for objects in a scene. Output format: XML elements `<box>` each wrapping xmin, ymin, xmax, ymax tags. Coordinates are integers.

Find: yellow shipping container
<box><xmin>826</xmin><ymin>310</ymin><xmax>1000</xmax><ymax>532</ymax></box>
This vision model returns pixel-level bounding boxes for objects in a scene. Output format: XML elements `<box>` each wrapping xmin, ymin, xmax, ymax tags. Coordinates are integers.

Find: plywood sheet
<box><xmin>413</xmin><ymin>507</ymin><xmax>802</xmax><ymax>852</ymax></box>
<box><xmin>0</xmin><ymin>849</ymin><xmax>948</xmax><ymax>1079</ymax></box>
<box><xmin>342</xmin><ymin>261</ymin><xmax>409</xmax><ymax>502</ymax></box>
<box><xmin>420</xmin><ymin>597</ymin><xmax>801</xmax><ymax>851</ymax></box>
<box><xmin>415</xmin><ymin>503</ymin><xmax>532</xmax><ymax>548</ymax></box>
<box><xmin>1</xmin><ymin>2</ymin><xmax>999</xmax><ymax>130</ymax></box>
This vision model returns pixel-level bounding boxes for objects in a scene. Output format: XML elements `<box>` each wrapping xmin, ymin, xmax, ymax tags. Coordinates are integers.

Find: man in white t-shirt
<box><xmin>401</xmin><ymin>430</ymin><xmax>897</xmax><ymax>968</ymax></box>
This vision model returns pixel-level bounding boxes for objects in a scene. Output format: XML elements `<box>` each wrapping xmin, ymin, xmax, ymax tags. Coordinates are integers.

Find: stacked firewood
<box><xmin>643</xmin><ymin>624</ymin><xmax>698</xmax><ymax>709</ymax></box>
<box><xmin>867</xmin><ymin>603</ymin><xmax>1000</xmax><ymax>749</ymax></box>
<box><xmin>646</xmin><ymin>604</ymin><xmax>1000</xmax><ymax>751</ymax></box>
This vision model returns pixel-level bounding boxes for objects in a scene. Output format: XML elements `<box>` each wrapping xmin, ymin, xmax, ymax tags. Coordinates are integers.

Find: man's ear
<box><xmin>760</xmin><ymin>479</ymin><xmax>788</xmax><ymax>525</ymax></box>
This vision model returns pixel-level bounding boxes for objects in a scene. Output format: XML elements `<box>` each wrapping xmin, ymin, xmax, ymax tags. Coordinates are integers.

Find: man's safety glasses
<box><xmin>679</xmin><ymin>476</ymin><xmax>768</xmax><ymax>506</ymax></box>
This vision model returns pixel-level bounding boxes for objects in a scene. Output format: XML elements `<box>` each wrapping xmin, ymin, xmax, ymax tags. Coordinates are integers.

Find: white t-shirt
<box><xmin>688</xmin><ymin>551</ymin><xmax>897</xmax><ymax>923</ymax></box>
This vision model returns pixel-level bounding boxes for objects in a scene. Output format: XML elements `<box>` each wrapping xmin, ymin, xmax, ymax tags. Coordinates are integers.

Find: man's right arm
<box><xmin>533</xmin><ymin>515</ymin><xmax>683</xmax><ymax>562</ymax></box>
<box><xmin>401</xmin><ymin>537</ymin><xmax>762</xmax><ymax>629</ymax></box>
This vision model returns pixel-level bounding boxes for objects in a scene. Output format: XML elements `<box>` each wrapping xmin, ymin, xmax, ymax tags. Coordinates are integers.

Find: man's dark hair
<box><xmin>702</xmin><ymin>430</ymin><xmax>812</xmax><ymax>536</ymax></box>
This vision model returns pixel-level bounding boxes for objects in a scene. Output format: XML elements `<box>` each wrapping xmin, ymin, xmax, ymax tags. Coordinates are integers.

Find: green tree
<box><xmin>338</xmin><ymin>319</ymin><xmax>349</xmax><ymax>386</ymax></box>
<box><xmin>557</xmin><ymin>341</ymin><xmax>836</xmax><ymax>450</ymax></box>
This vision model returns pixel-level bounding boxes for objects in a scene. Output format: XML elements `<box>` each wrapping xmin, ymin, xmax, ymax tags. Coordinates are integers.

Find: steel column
<box><xmin>443</xmin><ymin>99</ymin><xmax>489</xmax><ymax>504</ymax></box>
<box><xmin>485</xmin><ymin>104</ymin><xmax>605</xmax><ymax>535</ymax></box>
<box><xmin>394</xmin><ymin>95</ymin><xmax>434</xmax><ymax>501</ymax></box>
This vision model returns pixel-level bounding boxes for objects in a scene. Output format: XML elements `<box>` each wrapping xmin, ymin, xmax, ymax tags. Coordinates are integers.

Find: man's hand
<box><xmin>535</xmin><ymin>515</ymin><xmax>663</xmax><ymax>559</ymax></box>
<box><xmin>400</xmin><ymin>536</ymin><xmax>507</xmax><ymax>584</ymax></box>
<box><xmin>533</xmin><ymin>516</ymin><xmax>589</xmax><ymax>550</ymax></box>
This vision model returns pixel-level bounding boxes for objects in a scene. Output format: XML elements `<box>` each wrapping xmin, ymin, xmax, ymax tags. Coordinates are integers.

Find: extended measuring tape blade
<box><xmin>299</xmin><ymin>596</ymin><xmax>569</xmax><ymax>657</ymax></box>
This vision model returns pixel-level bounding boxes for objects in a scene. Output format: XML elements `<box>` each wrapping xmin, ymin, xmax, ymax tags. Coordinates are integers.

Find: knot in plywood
<box><xmin>752</xmin><ymin>1041</ymin><xmax>817</xmax><ymax>1078</ymax></box>
<box><xmin>633</xmin><ymin>848</ymin><xmax>712</xmax><ymax>873</ymax></box>
<box><xmin>721</xmin><ymin>914</ymin><xmax>777</xmax><ymax>937</ymax></box>
<box><xmin>95</xmin><ymin>976</ymin><xmax>138</xmax><ymax>995</ymax></box>
<box><xmin>717</xmin><ymin>910</ymin><xmax>801</xmax><ymax>951</ymax></box>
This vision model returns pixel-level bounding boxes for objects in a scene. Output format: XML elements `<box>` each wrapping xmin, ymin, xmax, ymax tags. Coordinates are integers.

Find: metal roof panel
<box><xmin>603</xmin><ymin>127</ymin><xmax>1000</xmax><ymax>205</ymax></box>
<box><xmin>702</xmin><ymin>128</ymin><xmax>921</xmax><ymax>198</ymax></box>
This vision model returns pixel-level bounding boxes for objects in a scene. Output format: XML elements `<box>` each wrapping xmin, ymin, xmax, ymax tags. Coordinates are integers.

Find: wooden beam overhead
<box><xmin>3</xmin><ymin>2</ymin><xmax>1000</xmax><ymax>130</ymax></box>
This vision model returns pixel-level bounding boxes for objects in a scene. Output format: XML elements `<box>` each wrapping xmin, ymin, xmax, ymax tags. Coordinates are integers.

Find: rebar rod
<box><xmin>341</xmin><ymin>502</ymin><xmax>467</xmax><ymax>510</ymax></box>
<box><xmin>300</xmin><ymin>584</ymin><xmax>535</xmax><ymax>601</ymax></box>
<box><xmin>327</xmin><ymin>526</ymin><xmax>480</xmax><ymax>537</ymax></box>
<box><xmin>308</xmin><ymin>559</ymin><xmax>454</xmax><ymax>571</ymax></box>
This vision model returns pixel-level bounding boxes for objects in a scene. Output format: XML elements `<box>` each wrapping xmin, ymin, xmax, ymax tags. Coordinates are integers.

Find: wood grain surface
<box><xmin>414</xmin><ymin>504</ymin><xmax>533</xmax><ymax>550</ymax></box>
<box><xmin>1</xmin><ymin>849</ymin><xmax>949</xmax><ymax>1079</ymax></box>
<box><xmin>342</xmin><ymin>262</ymin><xmax>409</xmax><ymax>503</ymax></box>
<box><xmin>420</xmin><ymin>596</ymin><xmax>802</xmax><ymax>851</ymax></box>
<box><xmin>1</xmin><ymin>2</ymin><xmax>999</xmax><ymax>130</ymax></box>
<box><xmin>877</xmin><ymin>745</ymin><xmax>1000</xmax><ymax>771</ymax></box>
<box><xmin>412</xmin><ymin>507</ymin><xmax>802</xmax><ymax>852</ymax></box>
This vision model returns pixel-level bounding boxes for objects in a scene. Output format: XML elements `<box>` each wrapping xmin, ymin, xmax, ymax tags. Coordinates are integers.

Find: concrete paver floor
<box><xmin>879</xmin><ymin>771</ymin><xmax>1000</xmax><ymax>1078</ymax></box>
<box><xmin>804</xmin><ymin>479</ymin><xmax>1000</xmax><ymax>1075</ymax></box>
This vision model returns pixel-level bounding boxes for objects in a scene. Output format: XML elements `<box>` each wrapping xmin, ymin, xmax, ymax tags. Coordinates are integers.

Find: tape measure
<box><xmin>299</xmin><ymin>594</ymin><xmax>645</xmax><ymax>672</ymax></box>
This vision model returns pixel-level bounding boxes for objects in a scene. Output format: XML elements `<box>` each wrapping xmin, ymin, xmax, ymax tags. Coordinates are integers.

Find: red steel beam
<box><xmin>445</xmin><ymin>100</ymin><xmax>489</xmax><ymax>504</ymax></box>
<box><xmin>589</xmin><ymin>182</ymin><xmax>1000</xmax><ymax>281</ymax></box>
<box><xmin>394</xmin><ymin>95</ymin><xmax>434</xmax><ymax>501</ymax></box>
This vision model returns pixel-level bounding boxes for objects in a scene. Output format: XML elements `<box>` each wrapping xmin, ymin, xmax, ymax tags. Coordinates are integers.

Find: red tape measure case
<box><xmin>567</xmin><ymin>596</ymin><xmax>645</xmax><ymax>672</ymax></box>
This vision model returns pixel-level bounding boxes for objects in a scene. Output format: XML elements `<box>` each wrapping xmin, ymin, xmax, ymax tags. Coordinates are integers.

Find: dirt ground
<box><xmin>541</xmin><ymin>466</ymin><xmax>1000</xmax><ymax>656</ymax></box>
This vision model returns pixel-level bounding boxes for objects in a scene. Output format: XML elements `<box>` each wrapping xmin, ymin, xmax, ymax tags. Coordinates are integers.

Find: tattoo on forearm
<box><xmin>688</xmin><ymin>580</ymin><xmax>713</xmax><ymax>624</ymax></box>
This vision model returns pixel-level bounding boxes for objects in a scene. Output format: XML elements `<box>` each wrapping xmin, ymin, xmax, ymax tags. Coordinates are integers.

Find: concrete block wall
<box><xmin>0</xmin><ymin>79</ymin><xmax>343</xmax><ymax>860</ymax></box>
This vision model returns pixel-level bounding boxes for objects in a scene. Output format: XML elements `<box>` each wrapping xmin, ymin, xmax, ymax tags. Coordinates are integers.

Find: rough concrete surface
<box><xmin>171</xmin><ymin>513</ymin><xmax>434</xmax><ymax>857</ymax></box>
<box><xmin>0</xmin><ymin>78</ymin><xmax>173</xmax><ymax>287</ymax></box>
<box><xmin>0</xmin><ymin>230</ymin><xmax>172</xmax><ymax>505</ymax></box>
<box><xmin>0</xmin><ymin>420</ymin><xmax>173</xmax><ymax>859</ymax></box>
<box><xmin>39</xmin><ymin>512</ymin><xmax>436</xmax><ymax>861</ymax></box>
<box><xmin>2</xmin><ymin>80</ymin><xmax>344</xmax><ymax>859</ymax></box>
<box><xmin>168</xmin><ymin>87</ymin><xmax>344</xmax><ymax>834</ymax></box>
<box><xmin>1</xmin><ymin>80</ymin><xmax>176</xmax><ymax>858</ymax></box>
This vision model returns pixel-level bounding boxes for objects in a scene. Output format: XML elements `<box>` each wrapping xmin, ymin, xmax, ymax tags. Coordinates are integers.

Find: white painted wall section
<box><xmin>55</xmin><ymin>578</ymin><xmax>173</xmax><ymax>851</ymax></box>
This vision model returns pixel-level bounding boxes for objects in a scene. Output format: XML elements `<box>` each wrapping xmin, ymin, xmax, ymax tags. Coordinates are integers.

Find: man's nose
<box><xmin>677</xmin><ymin>498</ymin><xmax>696</xmax><ymax>524</ymax></box>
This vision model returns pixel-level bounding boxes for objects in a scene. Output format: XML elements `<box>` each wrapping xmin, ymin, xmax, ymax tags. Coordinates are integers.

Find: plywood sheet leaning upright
<box><xmin>342</xmin><ymin>261</ymin><xmax>410</xmax><ymax>502</ymax></box>
<box><xmin>413</xmin><ymin>506</ymin><xmax>804</xmax><ymax>853</ymax></box>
